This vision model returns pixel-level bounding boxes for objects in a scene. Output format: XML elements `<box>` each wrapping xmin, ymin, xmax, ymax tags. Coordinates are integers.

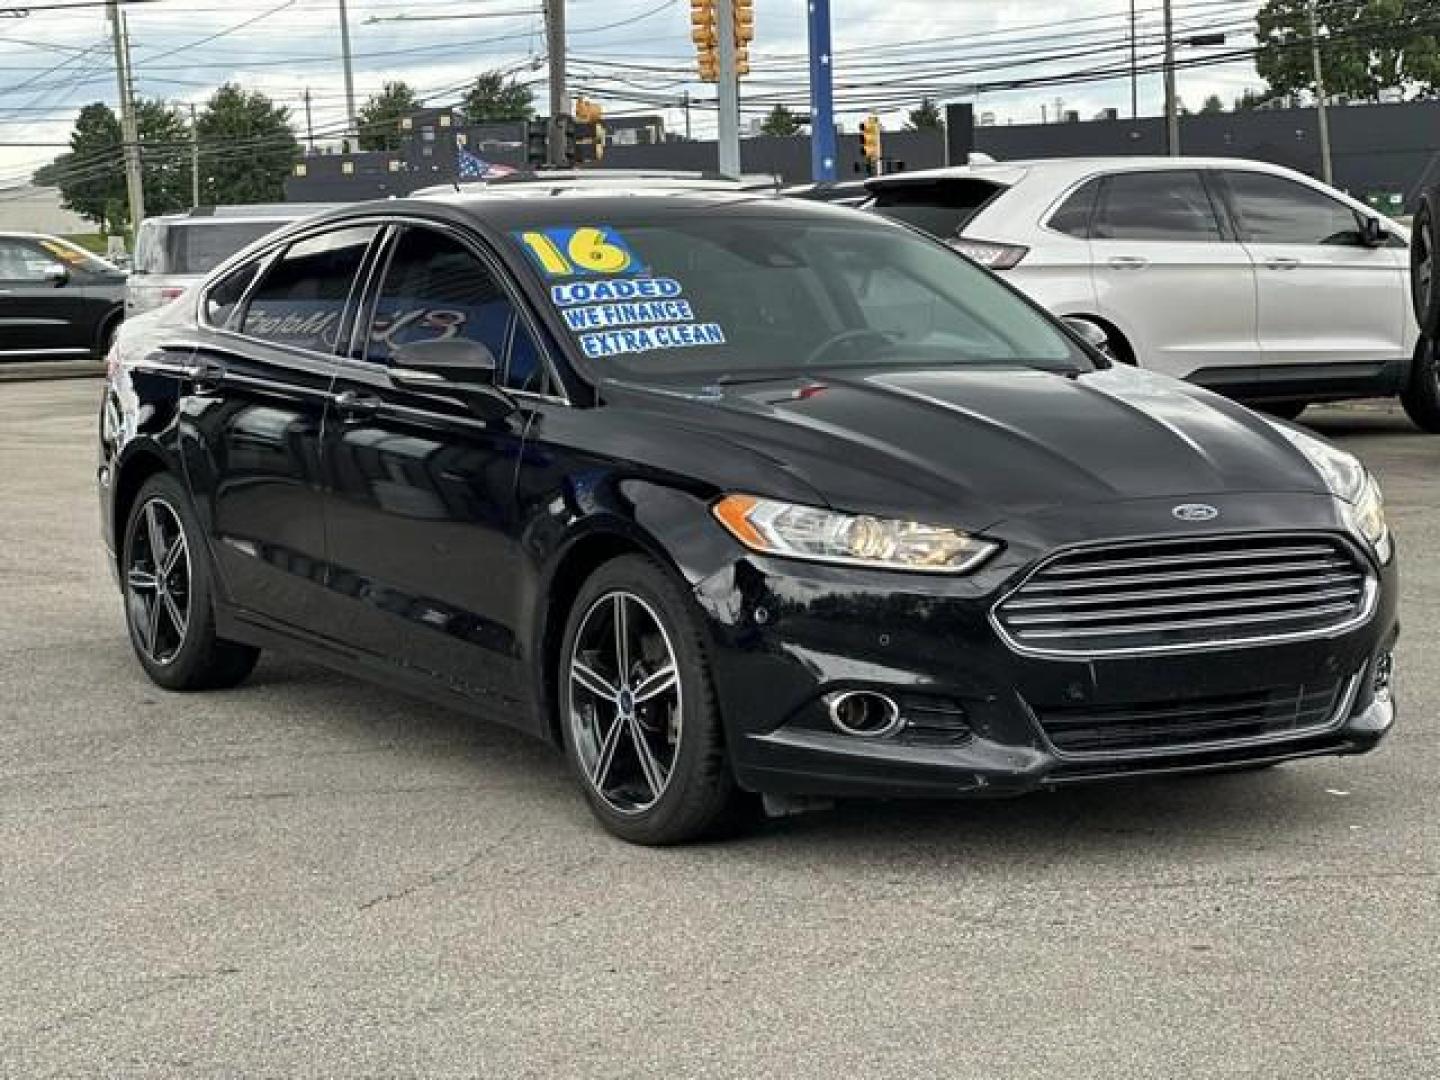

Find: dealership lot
<box><xmin>2</xmin><ymin>378</ymin><xmax>1436</xmax><ymax>1077</ymax></box>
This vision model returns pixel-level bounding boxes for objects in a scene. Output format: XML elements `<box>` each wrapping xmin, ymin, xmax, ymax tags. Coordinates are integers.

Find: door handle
<box><xmin>331</xmin><ymin>388</ymin><xmax>381</xmax><ymax>421</ymax></box>
<box><xmin>1108</xmin><ymin>255</ymin><xmax>1149</xmax><ymax>269</ymax></box>
<box><xmin>185</xmin><ymin>359</ymin><xmax>226</xmax><ymax>395</ymax></box>
<box><xmin>1264</xmin><ymin>256</ymin><xmax>1301</xmax><ymax>270</ymax></box>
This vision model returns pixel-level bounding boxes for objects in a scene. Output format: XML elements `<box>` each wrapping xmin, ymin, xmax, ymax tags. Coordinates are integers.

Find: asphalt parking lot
<box><xmin>2</xmin><ymin>378</ymin><xmax>1436</xmax><ymax>1078</ymax></box>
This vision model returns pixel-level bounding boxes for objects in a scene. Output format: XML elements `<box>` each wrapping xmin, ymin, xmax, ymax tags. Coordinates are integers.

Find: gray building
<box><xmin>285</xmin><ymin>99</ymin><xmax>1440</xmax><ymax>211</ymax></box>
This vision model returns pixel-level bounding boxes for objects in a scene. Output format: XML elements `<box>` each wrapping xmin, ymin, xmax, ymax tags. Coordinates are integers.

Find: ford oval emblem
<box><xmin>1172</xmin><ymin>503</ymin><xmax>1219</xmax><ymax>522</ymax></box>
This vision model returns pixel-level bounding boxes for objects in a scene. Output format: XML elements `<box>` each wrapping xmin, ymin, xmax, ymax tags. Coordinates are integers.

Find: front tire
<box><xmin>558</xmin><ymin>555</ymin><xmax>747</xmax><ymax>845</ymax></box>
<box><xmin>121</xmin><ymin>473</ymin><xmax>259</xmax><ymax>690</ymax></box>
<box><xmin>1401</xmin><ymin>336</ymin><xmax>1440</xmax><ymax>433</ymax></box>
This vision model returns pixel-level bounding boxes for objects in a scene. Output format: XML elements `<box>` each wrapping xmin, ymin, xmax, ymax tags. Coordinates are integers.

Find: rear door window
<box><xmin>868</xmin><ymin>178</ymin><xmax>1008</xmax><ymax>239</ymax></box>
<box><xmin>240</xmin><ymin>226</ymin><xmax>376</xmax><ymax>353</ymax></box>
<box><xmin>1093</xmin><ymin>170</ymin><xmax>1225</xmax><ymax>242</ymax></box>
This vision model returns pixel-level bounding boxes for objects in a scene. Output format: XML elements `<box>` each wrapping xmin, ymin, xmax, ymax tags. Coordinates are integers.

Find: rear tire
<box><xmin>1401</xmin><ymin>336</ymin><xmax>1440</xmax><ymax>433</ymax></box>
<box><xmin>121</xmin><ymin>473</ymin><xmax>260</xmax><ymax>691</ymax></box>
<box><xmin>1410</xmin><ymin>190</ymin><xmax>1440</xmax><ymax>337</ymax></box>
<box><xmin>558</xmin><ymin>554</ymin><xmax>749</xmax><ymax>845</ymax></box>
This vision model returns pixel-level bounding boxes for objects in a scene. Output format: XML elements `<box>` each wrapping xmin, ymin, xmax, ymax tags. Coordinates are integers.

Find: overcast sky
<box><xmin>0</xmin><ymin>0</ymin><xmax>1268</xmax><ymax>184</ymax></box>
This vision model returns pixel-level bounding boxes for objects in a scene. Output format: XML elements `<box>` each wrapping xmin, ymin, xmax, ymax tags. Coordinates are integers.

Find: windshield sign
<box><xmin>508</xmin><ymin>213</ymin><xmax>1082</xmax><ymax>383</ymax></box>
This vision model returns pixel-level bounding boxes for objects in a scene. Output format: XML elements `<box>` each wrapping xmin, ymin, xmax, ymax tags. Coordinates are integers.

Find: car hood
<box><xmin>603</xmin><ymin>365</ymin><xmax>1329</xmax><ymax>527</ymax></box>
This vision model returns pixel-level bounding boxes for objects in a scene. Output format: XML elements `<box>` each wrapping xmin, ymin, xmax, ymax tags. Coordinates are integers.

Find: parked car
<box><xmin>99</xmin><ymin>190</ymin><xmax>1398</xmax><ymax>844</ymax></box>
<box><xmin>127</xmin><ymin>204</ymin><xmax>337</xmax><ymax>317</ymax></box>
<box><xmin>865</xmin><ymin>157</ymin><xmax>1437</xmax><ymax>429</ymax></box>
<box><xmin>0</xmin><ymin>231</ymin><xmax>125</xmax><ymax>362</ymax></box>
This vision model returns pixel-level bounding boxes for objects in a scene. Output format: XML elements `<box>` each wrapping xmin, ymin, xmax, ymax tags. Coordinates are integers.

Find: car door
<box><xmin>1218</xmin><ymin>168</ymin><xmax>1407</xmax><ymax>370</ymax></box>
<box><xmin>1087</xmin><ymin>169</ymin><xmax>1261</xmax><ymax>379</ymax></box>
<box><xmin>0</xmin><ymin>236</ymin><xmax>95</xmax><ymax>358</ymax></box>
<box><xmin>181</xmin><ymin>224</ymin><xmax>379</xmax><ymax>632</ymax></box>
<box><xmin>317</xmin><ymin>222</ymin><xmax>545</xmax><ymax>710</ymax></box>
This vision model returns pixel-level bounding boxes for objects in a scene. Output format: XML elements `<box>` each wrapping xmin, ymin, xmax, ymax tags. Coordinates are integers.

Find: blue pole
<box><xmin>808</xmin><ymin>0</ymin><xmax>836</xmax><ymax>182</ymax></box>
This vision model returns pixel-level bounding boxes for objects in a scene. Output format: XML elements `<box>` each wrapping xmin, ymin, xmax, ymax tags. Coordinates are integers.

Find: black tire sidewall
<box><xmin>1413</xmin><ymin>194</ymin><xmax>1440</xmax><ymax>337</ymax></box>
<box><xmin>121</xmin><ymin>473</ymin><xmax>236</xmax><ymax>690</ymax></box>
<box><xmin>1402</xmin><ymin>336</ymin><xmax>1440</xmax><ymax>433</ymax></box>
<box><xmin>557</xmin><ymin>554</ymin><xmax>738</xmax><ymax>844</ymax></box>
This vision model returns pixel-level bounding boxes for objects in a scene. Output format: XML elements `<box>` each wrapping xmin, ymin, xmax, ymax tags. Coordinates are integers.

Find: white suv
<box><xmin>866</xmin><ymin>157</ymin><xmax>1436</xmax><ymax>430</ymax></box>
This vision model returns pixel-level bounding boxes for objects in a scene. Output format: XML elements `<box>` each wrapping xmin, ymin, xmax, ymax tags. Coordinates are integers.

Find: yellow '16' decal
<box><xmin>517</xmin><ymin>226</ymin><xmax>637</xmax><ymax>277</ymax></box>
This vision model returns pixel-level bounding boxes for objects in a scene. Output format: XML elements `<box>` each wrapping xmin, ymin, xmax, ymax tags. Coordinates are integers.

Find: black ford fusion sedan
<box><xmin>97</xmin><ymin>189</ymin><xmax>1399</xmax><ymax>844</ymax></box>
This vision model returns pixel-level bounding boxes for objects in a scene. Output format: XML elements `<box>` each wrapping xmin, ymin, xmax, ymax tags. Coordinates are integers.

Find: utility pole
<box><xmin>303</xmin><ymin>87</ymin><xmax>315</xmax><ymax>151</ymax></box>
<box><xmin>544</xmin><ymin>0</ymin><xmax>567</xmax><ymax>167</ymax></box>
<box><xmin>1163</xmin><ymin>0</ymin><xmax>1179</xmax><ymax>155</ymax></box>
<box><xmin>1129</xmin><ymin>0</ymin><xmax>1138</xmax><ymax>120</ymax></box>
<box><xmin>682</xmin><ymin>89</ymin><xmax>691</xmax><ymax>140</ymax></box>
<box><xmin>1308</xmin><ymin>0</ymin><xmax>1333</xmax><ymax>184</ymax></box>
<box><xmin>107</xmin><ymin>0</ymin><xmax>144</xmax><ymax>235</ymax></box>
<box><xmin>807</xmin><ymin>0</ymin><xmax>835</xmax><ymax>181</ymax></box>
<box><xmin>337</xmin><ymin>0</ymin><xmax>357</xmax><ymax>138</ymax></box>
<box><xmin>189</xmin><ymin>103</ymin><xmax>199</xmax><ymax>208</ymax></box>
<box><xmin>715</xmin><ymin>0</ymin><xmax>740</xmax><ymax>177</ymax></box>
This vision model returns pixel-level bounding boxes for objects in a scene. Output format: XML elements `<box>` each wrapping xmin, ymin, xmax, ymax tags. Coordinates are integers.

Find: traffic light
<box><xmin>691</xmin><ymin>0</ymin><xmax>751</xmax><ymax>82</ymax></box>
<box><xmin>691</xmin><ymin>0</ymin><xmax>717</xmax><ymax>82</ymax></box>
<box><xmin>861</xmin><ymin>114</ymin><xmax>883</xmax><ymax>172</ymax></box>
<box><xmin>573</xmin><ymin>98</ymin><xmax>605</xmax><ymax>164</ymax></box>
<box><xmin>525</xmin><ymin>118</ymin><xmax>547</xmax><ymax>166</ymax></box>
<box><xmin>733</xmin><ymin>0</ymin><xmax>752</xmax><ymax>76</ymax></box>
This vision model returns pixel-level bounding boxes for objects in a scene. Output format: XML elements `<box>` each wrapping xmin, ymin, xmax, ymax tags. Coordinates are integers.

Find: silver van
<box><xmin>127</xmin><ymin>204</ymin><xmax>337</xmax><ymax>317</ymax></box>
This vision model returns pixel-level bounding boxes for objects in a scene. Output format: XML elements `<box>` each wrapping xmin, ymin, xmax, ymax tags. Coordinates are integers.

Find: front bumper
<box><xmin>692</xmin><ymin>496</ymin><xmax>1399</xmax><ymax>799</ymax></box>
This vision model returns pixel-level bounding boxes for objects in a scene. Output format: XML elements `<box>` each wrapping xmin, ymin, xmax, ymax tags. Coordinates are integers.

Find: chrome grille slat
<box><xmin>1037</xmin><ymin>544</ymin><xmax>1339</xmax><ymax>576</ymax></box>
<box><xmin>1013</xmin><ymin>601</ymin><xmax>1358</xmax><ymax>640</ymax></box>
<box><xmin>1005</xmin><ymin>586</ymin><xmax>1363</xmax><ymax>627</ymax></box>
<box><xmin>1018</xmin><ymin>559</ymin><xmax>1355</xmax><ymax>593</ymax></box>
<box><xmin>1003</xmin><ymin>572</ymin><xmax>1364</xmax><ymax>610</ymax></box>
<box><xmin>994</xmin><ymin>534</ymin><xmax>1372</xmax><ymax>656</ymax></box>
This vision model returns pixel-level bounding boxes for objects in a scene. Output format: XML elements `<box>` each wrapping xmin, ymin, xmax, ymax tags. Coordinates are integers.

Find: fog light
<box><xmin>825</xmin><ymin>690</ymin><xmax>903</xmax><ymax>739</ymax></box>
<box><xmin>1372</xmin><ymin>652</ymin><xmax>1394</xmax><ymax>703</ymax></box>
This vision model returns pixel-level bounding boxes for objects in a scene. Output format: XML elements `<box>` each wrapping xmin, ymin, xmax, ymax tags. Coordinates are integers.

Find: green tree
<box><xmin>195</xmin><ymin>84</ymin><xmax>300</xmax><ymax>204</ymax></box>
<box><xmin>357</xmin><ymin>80</ymin><xmax>419</xmax><ymax>151</ymax></box>
<box><xmin>1256</xmin><ymin>0</ymin><xmax>1440</xmax><ymax>102</ymax></box>
<box><xmin>47</xmin><ymin>100</ymin><xmax>192</xmax><ymax>232</ymax></box>
<box><xmin>1234</xmin><ymin>87</ymin><xmax>1272</xmax><ymax>110</ymax></box>
<box><xmin>1201</xmin><ymin>93</ymin><xmax>1226</xmax><ymax>113</ymax></box>
<box><xmin>759</xmin><ymin>103</ymin><xmax>802</xmax><ymax>136</ymax></box>
<box><xmin>907</xmin><ymin>97</ymin><xmax>944</xmax><ymax>130</ymax></box>
<box><xmin>460</xmin><ymin>71</ymin><xmax>535</xmax><ymax>123</ymax></box>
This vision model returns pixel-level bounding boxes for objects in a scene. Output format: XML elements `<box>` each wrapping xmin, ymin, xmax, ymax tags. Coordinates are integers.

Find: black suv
<box><xmin>0</xmin><ymin>232</ymin><xmax>126</xmax><ymax>362</ymax></box>
<box><xmin>97</xmin><ymin>191</ymin><xmax>1399</xmax><ymax>844</ymax></box>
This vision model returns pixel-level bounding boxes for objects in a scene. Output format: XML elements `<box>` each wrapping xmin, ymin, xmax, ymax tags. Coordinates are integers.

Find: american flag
<box><xmin>457</xmin><ymin>147</ymin><xmax>517</xmax><ymax>181</ymax></box>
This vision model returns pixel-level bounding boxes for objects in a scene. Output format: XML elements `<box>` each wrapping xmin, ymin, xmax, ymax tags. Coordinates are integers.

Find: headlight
<box><xmin>1270</xmin><ymin>423</ymin><xmax>1392</xmax><ymax>561</ymax></box>
<box><xmin>712</xmin><ymin>494</ymin><xmax>999</xmax><ymax>573</ymax></box>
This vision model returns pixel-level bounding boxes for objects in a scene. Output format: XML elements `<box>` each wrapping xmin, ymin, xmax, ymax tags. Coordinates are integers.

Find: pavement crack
<box><xmin>24</xmin><ymin>968</ymin><xmax>240</xmax><ymax>1038</ymax></box>
<box><xmin>357</xmin><ymin>829</ymin><xmax>520</xmax><ymax>913</ymax></box>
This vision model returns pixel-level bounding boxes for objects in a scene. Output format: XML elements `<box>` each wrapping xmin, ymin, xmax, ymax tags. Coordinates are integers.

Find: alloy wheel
<box><xmin>125</xmin><ymin>498</ymin><xmax>191</xmax><ymax>665</ymax></box>
<box><xmin>1416</xmin><ymin>227</ymin><xmax>1433</xmax><ymax>322</ymax></box>
<box><xmin>567</xmin><ymin>590</ymin><xmax>683</xmax><ymax>815</ymax></box>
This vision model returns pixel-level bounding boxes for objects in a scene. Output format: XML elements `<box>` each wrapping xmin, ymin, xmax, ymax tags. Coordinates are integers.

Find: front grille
<box><xmin>994</xmin><ymin>534</ymin><xmax>1372</xmax><ymax>656</ymax></box>
<box><xmin>1034</xmin><ymin>676</ymin><xmax>1352</xmax><ymax>756</ymax></box>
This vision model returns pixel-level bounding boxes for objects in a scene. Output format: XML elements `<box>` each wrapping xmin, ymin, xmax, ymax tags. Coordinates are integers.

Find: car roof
<box><xmin>325</xmin><ymin>188</ymin><xmax>860</xmax><ymax>231</ymax></box>
<box><xmin>140</xmin><ymin>204</ymin><xmax>340</xmax><ymax>226</ymax></box>
<box><xmin>866</xmin><ymin>156</ymin><xmax>1317</xmax><ymax>190</ymax></box>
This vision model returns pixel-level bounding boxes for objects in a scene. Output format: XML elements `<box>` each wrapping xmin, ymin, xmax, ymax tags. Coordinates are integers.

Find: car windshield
<box><xmin>504</xmin><ymin>208</ymin><xmax>1086</xmax><ymax>384</ymax></box>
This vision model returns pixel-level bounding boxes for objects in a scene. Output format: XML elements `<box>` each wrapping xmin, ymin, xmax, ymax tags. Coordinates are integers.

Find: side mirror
<box><xmin>389</xmin><ymin>337</ymin><xmax>514</xmax><ymax>419</ymax></box>
<box><xmin>1062</xmin><ymin>316</ymin><xmax>1113</xmax><ymax>357</ymax></box>
<box><xmin>42</xmin><ymin>263</ymin><xmax>70</xmax><ymax>287</ymax></box>
<box><xmin>1360</xmin><ymin>216</ymin><xmax>1391</xmax><ymax>248</ymax></box>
